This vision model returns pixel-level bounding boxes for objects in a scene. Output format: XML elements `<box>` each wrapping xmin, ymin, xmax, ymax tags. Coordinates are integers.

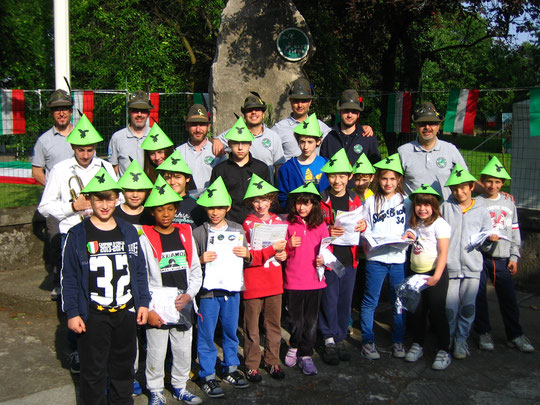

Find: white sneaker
<box><xmin>432</xmin><ymin>350</ymin><xmax>451</xmax><ymax>370</ymax></box>
<box><xmin>405</xmin><ymin>343</ymin><xmax>423</xmax><ymax>362</ymax></box>
<box><xmin>508</xmin><ymin>335</ymin><xmax>535</xmax><ymax>353</ymax></box>
<box><xmin>453</xmin><ymin>340</ymin><xmax>470</xmax><ymax>359</ymax></box>
<box><xmin>361</xmin><ymin>342</ymin><xmax>380</xmax><ymax>360</ymax></box>
<box><xmin>479</xmin><ymin>333</ymin><xmax>494</xmax><ymax>351</ymax></box>
<box><xmin>392</xmin><ymin>342</ymin><xmax>406</xmax><ymax>358</ymax></box>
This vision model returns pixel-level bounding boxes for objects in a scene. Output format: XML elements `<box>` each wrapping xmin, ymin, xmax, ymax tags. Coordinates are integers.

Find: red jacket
<box><xmin>242</xmin><ymin>213</ymin><xmax>285</xmax><ymax>299</ymax></box>
<box><xmin>320</xmin><ymin>189</ymin><xmax>362</xmax><ymax>268</ymax></box>
<box><xmin>142</xmin><ymin>224</ymin><xmax>194</xmax><ymax>269</ymax></box>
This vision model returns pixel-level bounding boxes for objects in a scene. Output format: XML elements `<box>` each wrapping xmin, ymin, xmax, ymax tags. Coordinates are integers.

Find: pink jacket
<box><xmin>284</xmin><ymin>217</ymin><xmax>329</xmax><ymax>290</ymax></box>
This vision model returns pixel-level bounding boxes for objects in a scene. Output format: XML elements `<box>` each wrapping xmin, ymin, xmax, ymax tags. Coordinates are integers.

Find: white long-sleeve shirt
<box><xmin>38</xmin><ymin>156</ymin><xmax>118</xmax><ymax>234</ymax></box>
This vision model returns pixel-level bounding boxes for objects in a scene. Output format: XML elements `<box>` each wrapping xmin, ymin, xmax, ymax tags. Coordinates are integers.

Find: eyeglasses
<box><xmin>51</xmin><ymin>107</ymin><xmax>72</xmax><ymax>112</ymax></box>
<box><xmin>417</xmin><ymin>122</ymin><xmax>440</xmax><ymax>127</ymax></box>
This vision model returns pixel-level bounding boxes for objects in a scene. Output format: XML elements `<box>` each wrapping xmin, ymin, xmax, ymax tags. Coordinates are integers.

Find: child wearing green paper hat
<box><xmin>114</xmin><ymin>158</ymin><xmax>155</xmax><ymax>229</ymax></box>
<box><xmin>241</xmin><ymin>174</ymin><xmax>287</xmax><ymax>382</ymax></box>
<box><xmin>360</xmin><ymin>153</ymin><xmax>410</xmax><ymax>360</ymax></box>
<box><xmin>276</xmin><ymin>113</ymin><xmax>330</xmax><ymax>210</ymax></box>
<box><xmin>317</xmin><ymin>148</ymin><xmax>363</xmax><ymax>366</ymax></box>
<box><xmin>157</xmin><ymin>150</ymin><xmax>206</xmax><ymax>228</ymax></box>
<box><xmin>192</xmin><ymin>176</ymin><xmax>252</xmax><ymax>397</ymax></box>
<box><xmin>210</xmin><ymin>117</ymin><xmax>271</xmax><ymax>224</ymax></box>
<box><xmin>282</xmin><ymin>182</ymin><xmax>328</xmax><ymax>376</ymax></box>
<box><xmin>474</xmin><ymin>157</ymin><xmax>534</xmax><ymax>353</ymax></box>
<box><xmin>352</xmin><ymin>153</ymin><xmax>375</xmax><ymax>202</ymax></box>
<box><xmin>440</xmin><ymin>164</ymin><xmax>496</xmax><ymax>360</ymax></box>
<box><xmin>401</xmin><ymin>184</ymin><xmax>452</xmax><ymax>370</ymax></box>
<box><xmin>138</xmin><ymin>175</ymin><xmax>203</xmax><ymax>404</ymax></box>
<box><xmin>141</xmin><ymin>122</ymin><xmax>175</xmax><ymax>183</ymax></box>
<box><xmin>60</xmin><ymin>167</ymin><xmax>150</xmax><ymax>404</ymax></box>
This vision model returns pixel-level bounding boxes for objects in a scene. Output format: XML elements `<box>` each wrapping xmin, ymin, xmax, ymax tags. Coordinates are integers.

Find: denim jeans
<box><xmin>360</xmin><ymin>260</ymin><xmax>405</xmax><ymax>343</ymax></box>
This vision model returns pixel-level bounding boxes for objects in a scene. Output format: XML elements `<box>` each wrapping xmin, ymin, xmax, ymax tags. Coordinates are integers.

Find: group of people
<box><xmin>32</xmin><ymin>79</ymin><xmax>533</xmax><ymax>405</ymax></box>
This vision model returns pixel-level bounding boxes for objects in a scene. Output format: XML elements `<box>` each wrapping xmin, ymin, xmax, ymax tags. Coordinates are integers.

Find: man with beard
<box><xmin>320</xmin><ymin>89</ymin><xmax>380</xmax><ymax>165</ymax></box>
<box><xmin>108</xmin><ymin>90</ymin><xmax>153</xmax><ymax>176</ymax></box>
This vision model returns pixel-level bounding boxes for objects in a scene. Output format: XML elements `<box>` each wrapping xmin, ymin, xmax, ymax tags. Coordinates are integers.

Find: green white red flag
<box><xmin>72</xmin><ymin>90</ymin><xmax>95</xmax><ymax>124</ymax></box>
<box><xmin>0</xmin><ymin>161</ymin><xmax>39</xmax><ymax>185</ymax></box>
<box><xmin>0</xmin><ymin>89</ymin><xmax>25</xmax><ymax>135</ymax></box>
<box><xmin>443</xmin><ymin>89</ymin><xmax>479</xmax><ymax>135</ymax></box>
<box><xmin>530</xmin><ymin>88</ymin><xmax>540</xmax><ymax>136</ymax></box>
<box><xmin>386</xmin><ymin>92</ymin><xmax>412</xmax><ymax>133</ymax></box>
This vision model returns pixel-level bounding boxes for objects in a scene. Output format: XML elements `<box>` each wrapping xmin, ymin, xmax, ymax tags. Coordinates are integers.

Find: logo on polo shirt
<box><xmin>353</xmin><ymin>144</ymin><xmax>363</xmax><ymax>154</ymax></box>
<box><xmin>436</xmin><ymin>157</ymin><xmax>447</xmax><ymax>168</ymax></box>
<box><xmin>262</xmin><ymin>138</ymin><xmax>271</xmax><ymax>148</ymax></box>
<box><xmin>204</xmin><ymin>156</ymin><xmax>214</xmax><ymax>165</ymax></box>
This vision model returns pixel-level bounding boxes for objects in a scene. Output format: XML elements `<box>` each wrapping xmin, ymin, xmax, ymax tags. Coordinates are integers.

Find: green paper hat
<box><xmin>156</xmin><ymin>150</ymin><xmax>193</xmax><ymax>175</ymax></box>
<box><xmin>293</xmin><ymin>113</ymin><xmax>322</xmax><ymax>138</ymax></box>
<box><xmin>243</xmin><ymin>173</ymin><xmax>279</xmax><ymax>200</ymax></box>
<box><xmin>409</xmin><ymin>184</ymin><xmax>442</xmax><ymax>201</ymax></box>
<box><xmin>352</xmin><ymin>153</ymin><xmax>376</xmax><ymax>175</ymax></box>
<box><xmin>144</xmin><ymin>175</ymin><xmax>183</xmax><ymax>208</ymax></box>
<box><xmin>117</xmin><ymin>159</ymin><xmax>153</xmax><ymax>190</ymax></box>
<box><xmin>288</xmin><ymin>182</ymin><xmax>322</xmax><ymax>199</ymax></box>
<box><xmin>373</xmin><ymin>153</ymin><xmax>404</xmax><ymax>175</ymax></box>
<box><xmin>197</xmin><ymin>177</ymin><xmax>232</xmax><ymax>207</ymax></box>
<box><xmin>321</xmin><ymin>148</ymin><xmax>353</xmax><ymax>173</ymax></box>
<box><xmin>66</xmin><ymin>114</ymin><xmax>103</xmax><ymax>145</ymax></box>
<box><xmin>480</xmin><ymin>156</ymin><xmax>511</xmax><ymax>180</ymax></box>
<box><xmin>445</xmin><ymin>163</ymin><xmax>477</xmax><ymax>186</ymax></box>
<box><xmin>224</xmin><ymin>117</ymin><xmax>254</xmax><ymax>142</ymax></box>
<box><xmin>81</xmin><ymin>166</ymin><xmax>121</xmax><ymax>193</ymax></box>
<box><xmin>141</xmin><ymin>123</ymin><xmax>174</xmax><ymax>151</ymax></box>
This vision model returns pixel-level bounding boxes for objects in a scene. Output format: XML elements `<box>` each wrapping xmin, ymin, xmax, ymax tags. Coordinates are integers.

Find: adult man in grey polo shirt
<box><xmin>176</xmin><ymin>104</ymin><xmax>224</xmax><ymax>196</ymax></box>
<box><xmin>213</xmin><ymin>92</ymin><xmax>285</xmax><ymax>182</ymax></box>
<box><xmin>32</xmin><ymin>89</ymin><xmax>74</xmax><ymax>185</ymax></box>
<box><xmin>398</xmin><ymin>102</ymin><xmax>468</xmax><ymax>201</ymax></box>
<box><xmin>108</xmin><ymin>90</ymin><xmax>153</xmax><ymax>175</ymax></box>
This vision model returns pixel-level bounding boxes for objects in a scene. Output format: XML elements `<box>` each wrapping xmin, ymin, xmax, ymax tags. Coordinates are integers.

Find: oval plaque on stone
<box><xmin>276</xmin><ymin>28</ymin><xmax>310</xmax><ymax>62</ymax></box>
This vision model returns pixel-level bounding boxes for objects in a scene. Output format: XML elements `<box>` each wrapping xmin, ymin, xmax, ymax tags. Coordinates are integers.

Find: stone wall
<box><xmin>210</xmin><ymin>0</ymin><xmax>314</xmax><ymax>134</ymax></box>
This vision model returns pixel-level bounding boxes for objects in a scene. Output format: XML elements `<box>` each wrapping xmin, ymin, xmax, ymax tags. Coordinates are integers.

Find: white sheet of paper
<box><xmin>149</xmin><ymin>285</ymin><xmax>180</xmax><ymax>324</ymax></box>
<box><xmin>317</xmin><ymin>236</ymin><xmax>345</xmax><ymax>279</ymax></box>
<box><xmin>203</xmin><ymin>230</ymin><xmax>245</xmax><ymax>292</ymax></box>
<box><xmin>364</xmin><ymin>234</ymin><xmax>414</xmax><ymax>251</ymax></box>
<box><xmin>467</xmin><ymin>231</ymin><xmax>510</xmax><ymax>251</ymax></box>
<box><xmin>250</xmin><ymin>223</ymin><xmax>288</xmax><ymax>268</ymax></box>
<box><xmin>332</xmin><ymin>206</ymin><xmax>365</xmax><ymax>246</ymax></box>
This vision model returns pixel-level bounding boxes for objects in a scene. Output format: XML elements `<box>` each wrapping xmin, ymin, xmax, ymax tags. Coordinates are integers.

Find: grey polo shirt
<box><xmin>271</xmin><ymin>115</ymin><xmax>331</xmax><ymax>160</ymax></box>
<box><xmin>107</xmin><ymin>126</ymin><xmax>150</xmax><ymax>176</ymax></box>
<box><xmin>176</xmin><ymin>139</ymin><xmax>225</xmax><ymax>197</ymax></box>
<box><xmin>398</xmin><ymin>139</ymin><xmax>468</xmax><ymax>201</ymax></box>
<box><xmin>216</xmin><ymin>125</ymin><xmax>286</xmax><ymax>182</ymax></box>
<box><xmin>31</xmin><ymin>126</ymin><xmax>74</xmax><ymax>174</ymax></box>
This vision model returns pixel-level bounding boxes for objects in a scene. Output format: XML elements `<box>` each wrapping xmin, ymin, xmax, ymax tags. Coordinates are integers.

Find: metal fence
<box><xmin>0</xmin><ymin>89</ymin><xmax>516</xmax><ymax>209</ymax></box>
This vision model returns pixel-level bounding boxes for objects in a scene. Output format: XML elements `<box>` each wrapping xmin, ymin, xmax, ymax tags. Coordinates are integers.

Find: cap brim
<box><xmin>128</xmin><ymin>102</ymin><xmax>154</xmax><ymax>110</ymax></box>
<box><xmin>47</xmin><ymin>101</ymin><xmax>73</xmax><ymax>108</ymax></box>
<box><xmin>186</xmin><ymin>116</ymin><xmax>210</xmax><ymax>123</ymax></box>
<box><xmin>241</xmin><ymin>105</ymin><xmax>267</xmax><ymax>113</ymax></box>
<box><xmin>413</xmin><ymin>115</ymin><xmax>443</xmax><ymax>123</ymax></box>
<box><xmin>338</xmin><ymin>102</ymin><xmax>363</xmax><ymax>111</ymax></box>
<box><xmin>289</xmin><ymin>94</ymin><xmax>313</xmax><ymax>100</ymax></box>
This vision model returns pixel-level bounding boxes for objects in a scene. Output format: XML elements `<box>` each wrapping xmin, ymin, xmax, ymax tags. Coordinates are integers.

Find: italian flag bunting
<box><xmin>530</xmin><ymin>88</ymin><xmax>540</xmax><ymax>136</ymax></box>
<box><xmin>72</xmin><ymin>90</ymin><xmax>95</xmax><ymax>124</ymax></box>
<box><xmin>386</xmin><ymin>92</ymin><xmax>412</xmax><ymax>133</ymax></box>
<box><xmin>0</xmin><ymin>161</ymin><xmax>39</xmax><ymax>185</ymax></box>
<box><xmin>443</xmin><ymin>89</ymin><xmax>479</xmax><ymax>135</ymax></box>
<box><xmin>0</xmin><ymin>89</ymin><xmax>26</xmax><ymax>135</ymax></box>
<box><xmin>149</xmin><ymin>92</ymin><xmax>159</xmax><ymax>125</ymax></box>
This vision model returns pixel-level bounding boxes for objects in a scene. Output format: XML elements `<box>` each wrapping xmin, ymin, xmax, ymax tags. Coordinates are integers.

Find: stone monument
<box><xmin>209</xmin><ymin>0</ymin><xmax>314</xmax><ymax>134</ymax></box>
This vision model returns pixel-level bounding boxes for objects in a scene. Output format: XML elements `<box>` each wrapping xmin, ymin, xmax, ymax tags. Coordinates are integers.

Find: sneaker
<box><xmin>267</xmin><ymin>364</ymin><xmax>285</xmax><ymax>380</ymax></box>
<box><xmin>148</xmin><ymin>391</ymin><xmax>166</xmax><ymax>405</ymax></box>
<box><xmin>432</xmin><ymin>350</ymin><xmax>451</xmax><ymax>370</ymax></box>
<box><xmin>336</xmin><ymin>341</ymin><xmax>351</xmax><ymax>361</ymax></box>
<box><xmin>453</xmin><ymin>340</ymin><xmax>470</xmax><ymax>359</ymax></box>
<box><xmin>361</xmin><ymin>342</ymin><xmax>380</xmax><ymax>360</ymax></box>
<box><xmin>322</xmin><ymin>343</ymin><xmax>340</xmax><ymax>365</ymax></box>
<box><xmin>405</xmin><ymin>343</ymin><xmax>423</xmax><ymax>362</ymax></box>
<box><xmin>508</xmin><ymin>335</ymin><xmax>535</xmax><ymax>353</ymax></box>
<box><xmin>392</xmin><ymin>342</ymin><xmax>406</xmax><ymax>358</ymax></box>
<box><xmin>173</xmin><ymin>387</ymin><xmax>203</xmax><ymax>405</ymax></box>
<box><xmin>479</xmin><ymin>333</ymin><xmax>495</xmax><ymax>351</ymax></box>
<box><xmin>132</xmin><ymin>379</ymin><xmax>143</xmax><ymax>396</ymax></box>
<box><xmin>285</xmin><ymin>347</ymin><xmax>298</xmax><ymax>367</ymax></box>
<box><xmin>201</xmin><ymin>379</ymin><xmax>224</xmax><ymax>398</ymax></box>
<box><xmin>69</xmin><ymin>351</ymin><xmax>80</xmax><ymax>374</ymax></box>
<box><xmin>298</xmin><ymin>356</ymin><xmax>317</xmax><ymax>376</ymax></box>
<box><xmin>50</xmin><ymin>287</ymin><xmax>60</xmax><ymax>301</ymax></box>
<box><xmin>224</xmin><ymin>370</ymin><xmax>249</xmax><ymax>389</ymax></box>
<box><xmin>246</xmin><ymin>368</ymin><xmax>262</xmax><ymax>383</ymax></box>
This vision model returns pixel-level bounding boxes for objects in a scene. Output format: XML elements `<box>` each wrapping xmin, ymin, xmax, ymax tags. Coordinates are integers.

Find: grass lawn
<box><xmin>0</xmin><ymin>183</ymin><xmax>43</xmax><ymax>209</ymax></box>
